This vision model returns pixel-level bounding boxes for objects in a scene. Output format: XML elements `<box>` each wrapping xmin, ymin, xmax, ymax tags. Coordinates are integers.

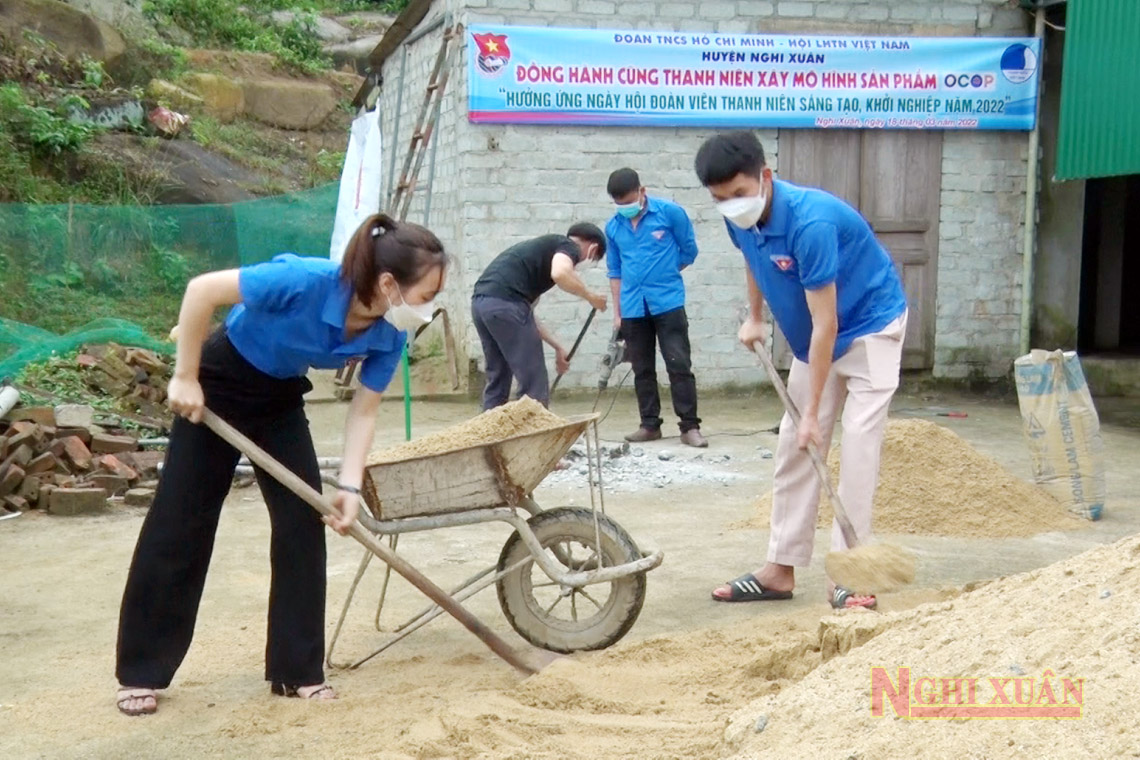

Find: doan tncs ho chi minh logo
<box><xmin>473</xmin><ymin>32</ymin><xmax>511</xmax><ymax>77</ymax></box>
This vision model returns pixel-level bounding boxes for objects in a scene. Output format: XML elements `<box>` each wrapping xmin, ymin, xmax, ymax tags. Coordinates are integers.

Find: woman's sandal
<box><xmin>271</xmin><ymin>682</ymin><xmax>337</xmax><ymax>700</ymax></box>
<box><xmin>116</xmin><ymin>688</ymin><xmax>157</xmax><ymax>716</ymax></box>
<box><xmin>830</xmin><ymin>586</ymin><xmax>877</xmax><ymax>610</ymax></box>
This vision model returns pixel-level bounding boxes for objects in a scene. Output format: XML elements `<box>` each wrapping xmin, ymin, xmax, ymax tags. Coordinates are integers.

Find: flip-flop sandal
<box><xmin>830</xmin><ymin>587</ymin><xmax>877</xmax><ymax>610</ymax></box>
<box><xmin>271</xmin><ymin>682</ymin><xmax>337</xmax><ymax>700</ymax></box>
<box><xmin>116</xmin><ymin>688</ymin><xmax>157</xmax><ymax>716</ymax></box>
<box><xmin>712</xmin><ymin>573</ymin><xmax>794</xmax><ymax>603</ymax></box>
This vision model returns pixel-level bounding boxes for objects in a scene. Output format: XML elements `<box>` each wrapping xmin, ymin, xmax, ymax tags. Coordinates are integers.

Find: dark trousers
<box><xmin>622</xmin><ymin>306</ymin><xmax>700</xmax><ymax>433</ymax></box>
<box><xmin>472</xmin><ymin>295</ymin><xmax>549</xmax><ymax>410</ymax></box>
<box><xmin>116</xmin><ymin>331</ymin><xmax>326</xmax><ymax>689</ymax></box>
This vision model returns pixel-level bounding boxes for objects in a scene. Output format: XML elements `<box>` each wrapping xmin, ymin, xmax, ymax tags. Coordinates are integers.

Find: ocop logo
<box><xmin>944</xmin><ymin>73</ymin><xmax>996</xmax><ymax>90</ymax></box>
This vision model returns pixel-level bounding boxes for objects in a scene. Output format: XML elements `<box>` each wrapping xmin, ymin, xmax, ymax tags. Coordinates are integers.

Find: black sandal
<box><xmin>116</xmin><ymin>687</ymin><xmax>157</xmax><ymax>716</ymax></box>
<box><xmin>712</xmin><ymin>573</ymin><xmax>794</xmax><ymax>602</ymax></box>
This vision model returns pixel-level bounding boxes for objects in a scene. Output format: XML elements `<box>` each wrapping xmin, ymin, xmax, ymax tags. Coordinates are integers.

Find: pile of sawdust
<box><xmin>747</xmin><ymin>418</ymin><xmax>1080</xmax><ymax>538</ymax></box>
<box><xmin>723</xmin><ymin>533</ymin><xmax>1140</xmax><ymax>758</ymax></box>
<box><xmin>367</xmin><ymin>397</ymin><xmax>567</xmax><ymax>465</ymax></box>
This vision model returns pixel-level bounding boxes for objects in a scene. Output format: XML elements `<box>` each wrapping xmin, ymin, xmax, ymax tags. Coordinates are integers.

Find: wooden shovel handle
<box><xmin>200</xmin><ymin>409</ymin><xmax>539</xmax><ymax>675</ymax></box>
<box><xmin>752</xmin><ymin>345</ymin><xmax>861</xmax><ymax>548</ymax></box>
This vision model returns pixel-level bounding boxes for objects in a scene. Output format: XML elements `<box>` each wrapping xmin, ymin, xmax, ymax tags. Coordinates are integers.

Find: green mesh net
<box><xmin>0</xmin><ymin>183</ymin><xmax>339</xmax><ymax>376</ymax></box>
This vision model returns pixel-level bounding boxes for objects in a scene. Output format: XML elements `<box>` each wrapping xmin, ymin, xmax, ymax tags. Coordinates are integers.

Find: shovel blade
<box><xmin>825</xmin><ymin>543</ymin><xmax>916</xmax><ymax>595</ymax></box>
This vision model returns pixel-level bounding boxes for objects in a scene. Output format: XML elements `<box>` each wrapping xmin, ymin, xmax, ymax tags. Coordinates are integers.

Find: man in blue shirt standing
<box><xmin>695</xmin><ymin>131</ymin><xmax>908</xmax><ymax>611</ymax></box>
<box><xmin>606</xmin><ymin>168</ymin><xmax>707</xmax><ymax>448</ymax></box>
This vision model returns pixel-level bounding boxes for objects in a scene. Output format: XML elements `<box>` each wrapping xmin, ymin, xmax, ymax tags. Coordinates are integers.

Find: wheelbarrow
<box><xmin>325</xmin><ymin>412</ymin><xmax>663</xmax><ymax>669</ymax></box>
<box><xmin>203</xmin><ymin>409</ymin><xmax>662</xmax><ymax>673</ymax></box>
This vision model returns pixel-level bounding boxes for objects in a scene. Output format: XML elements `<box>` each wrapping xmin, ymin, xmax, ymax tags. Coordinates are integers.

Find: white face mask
<box><xmin>383</xmin><ymin>284</ymin><xmax>435</xmax><ymax>332</ymax></box>
<box><xmin>717</xmin><ymin>191</ymin><xmax>767</xmax><ymax>230</ymax></box>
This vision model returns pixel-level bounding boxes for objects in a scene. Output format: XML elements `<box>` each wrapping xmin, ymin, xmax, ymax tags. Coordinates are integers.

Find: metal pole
<box><xmin>1020</xmin><ymin>7</ymin><xmax>1046</xmax><ymax>355</ymax></box>
<box><xmin>385</xmin><ymin>46</ymin><xmax>408</xmax><ymax>209</ymax></box>
<box><xmin>423</xmin><ymin>97</ymin><xmax>441</xmax><ymax>226</ymax></box>
<box><xmin>421</xmin><ymin>15</ymin><xmax>451</xmax><ymax>227</ymax></box>
<box><xmin>404</xmin><ymin>13</ymin><xmax>447</xmax><ymax>46</ymax></box>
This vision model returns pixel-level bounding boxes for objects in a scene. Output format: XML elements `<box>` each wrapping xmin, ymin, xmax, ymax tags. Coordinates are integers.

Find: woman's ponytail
<box><xmin>340</xmin><ymin>214</ymin><xmax>446</xmax><ymax>307</ymax></box>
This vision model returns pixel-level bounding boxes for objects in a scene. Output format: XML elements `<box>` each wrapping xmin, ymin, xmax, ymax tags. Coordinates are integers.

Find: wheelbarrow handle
<box><xmin>200</xmin><ymin>408</ymin><xmax>540</xmax><ymax>676</ymax></box>
<box><xmin>751</xmin><ymin>345</ymin><xmax>861</xmax><ymax>548</ymax></box>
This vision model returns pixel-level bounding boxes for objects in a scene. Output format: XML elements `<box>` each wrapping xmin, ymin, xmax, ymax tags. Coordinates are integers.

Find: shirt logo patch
<box><xmin>771</xmin><ymin>255</ymin><xmax>795</xmax><ymax>272</ymax></box>
<box><xmin>652</xmin><ymin>230</ymin><xmax>665</xmax><ymax>240</ymax></box>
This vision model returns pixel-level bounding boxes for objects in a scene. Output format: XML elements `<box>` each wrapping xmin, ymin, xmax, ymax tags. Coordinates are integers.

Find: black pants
<box><xmin>116</xmin><ymin>331</ymin><xmax>326</xmax><ymax>689</ymax></box>
<box><xmin>471</xmin><ymin>295</ymin><xmax>549</xmax><ymax>410</ymax></box>
<box><xmin>622</xmin><ymin>306</ymin><xmax>700</xmax><ymax>433</ymax></box>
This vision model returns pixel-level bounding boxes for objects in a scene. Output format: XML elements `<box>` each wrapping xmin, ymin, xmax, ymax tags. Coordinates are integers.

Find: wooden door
<box><xmin>774</xmin><ymin>130</ymin><xmax>941</xmax><ymax>369</ymax></box>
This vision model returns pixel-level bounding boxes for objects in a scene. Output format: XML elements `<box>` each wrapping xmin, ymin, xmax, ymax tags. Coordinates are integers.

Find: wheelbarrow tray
<box><xmin>362</xmin><ymin>414</ymin><xmax>595</xmax><ymax>521</ymax></box>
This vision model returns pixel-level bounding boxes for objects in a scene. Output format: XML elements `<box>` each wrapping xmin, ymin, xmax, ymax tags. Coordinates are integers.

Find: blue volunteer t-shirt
<box><xmin>225</xmin><ymin>254</ymin><xmax>406</xmax><ymax>393</ymax></box>
<box><xmin>605</xmin><ymin>197</ymin><xmax>699</xmax><ymax>319</ymax></box>
<box><xmin>726</xmin><ymin>180</ymin><xmax>907</xmax><ymax>362</ymax></box>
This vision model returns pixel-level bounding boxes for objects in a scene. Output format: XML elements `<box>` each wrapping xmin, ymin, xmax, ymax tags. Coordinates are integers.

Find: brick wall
<box><xmin>381</xmin><ymin>0</ymin><xmax>1032</xmax><ymax>391</ymax></box>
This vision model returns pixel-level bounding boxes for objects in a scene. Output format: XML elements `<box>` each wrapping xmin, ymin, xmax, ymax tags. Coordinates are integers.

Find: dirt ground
<box><xmin>2</xmin><ymin>379</ymin><xmax>1139</xmax><ymax>759</ymax></box>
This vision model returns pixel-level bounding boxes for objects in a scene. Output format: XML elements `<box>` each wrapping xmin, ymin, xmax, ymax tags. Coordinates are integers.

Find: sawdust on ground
<box><xmin>367</xmin><ymin>397</ymin><xmax>566</xmax><ymax>465</ymax></box>
<box><xmin>742</xmin><ymin>418</ymin><xmax>1081</xmax><ymax>538</ymax></box>
<box><xmin>723</xmin><ymin>533</ymin><xmax>1140</xmax><ymax>759</ymax></box>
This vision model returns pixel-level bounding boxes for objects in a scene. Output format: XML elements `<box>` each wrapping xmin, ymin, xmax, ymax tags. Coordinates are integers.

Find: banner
<box><xmin>468</xmin><ymin>25</ymin><xmax>1040</xmax><ymax>130</ymax></box>
<box><xmin>329</xmin><ymin>108</ymin><xmax>381</xmax><ymax>263</ymax></box>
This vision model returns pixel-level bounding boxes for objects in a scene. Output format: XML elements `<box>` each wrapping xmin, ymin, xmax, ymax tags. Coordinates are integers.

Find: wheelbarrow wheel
<box><xmin>496</xmin><ymin>507</ymin><xmax>646</xmax><ymax>653</ymax></box>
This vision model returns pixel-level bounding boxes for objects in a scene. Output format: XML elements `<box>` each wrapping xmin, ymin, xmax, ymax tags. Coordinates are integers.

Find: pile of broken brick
<box><xmin>0</xmin><ymin>403</ymin><xmax>164</xmax><ymax>517</ymax></box>
<box><xmin>69</xmin><ymin>344</ymin><xmax>173</xmax><ymax>423</ymax></box>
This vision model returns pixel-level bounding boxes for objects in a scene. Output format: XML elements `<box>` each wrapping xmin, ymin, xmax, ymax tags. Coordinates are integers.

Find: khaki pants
<box><xmin>768</xmin><ymin>312</ymin><xmax>907</xmax><ymax>567</ymax></box>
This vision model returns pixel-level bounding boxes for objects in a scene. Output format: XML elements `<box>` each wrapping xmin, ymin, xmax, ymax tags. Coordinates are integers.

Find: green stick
<box><xmin>401</xmin><ymin>343</ymin><xmax>412</xmax><ymax>441</ymax></box>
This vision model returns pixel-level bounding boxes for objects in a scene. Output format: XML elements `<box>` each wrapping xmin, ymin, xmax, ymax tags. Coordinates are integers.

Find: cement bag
<box><xmin>1013</xmin><ymin>349</ymin><xmax>1105</xmax><ymax>520</ymax></box>
<box><xmin>329</xmin><ymin>108</ymin><xmax>382</xmax><ymax>263</ymax></box>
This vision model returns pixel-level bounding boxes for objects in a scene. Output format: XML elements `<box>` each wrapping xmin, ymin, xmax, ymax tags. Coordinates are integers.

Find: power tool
<box><xmin>598</xmin><ymin>327</ymin><xmax>627</xmax><ymax>391</ymax></box>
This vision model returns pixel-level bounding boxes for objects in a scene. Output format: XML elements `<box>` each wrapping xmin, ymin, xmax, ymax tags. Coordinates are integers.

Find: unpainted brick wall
<box><xmin>381</xmin><ymin>0</ymin><xmax>1033</xmax><ymax>392</ymax></box>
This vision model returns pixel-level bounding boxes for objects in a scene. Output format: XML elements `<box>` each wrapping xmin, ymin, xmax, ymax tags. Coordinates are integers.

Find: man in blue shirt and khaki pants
<box><xmin>606</xmin><ymin>168</ymin><xmax>708</xmax><ymax>448</ymax></box>
<box><xmin>695</xmin><ymin>131</ymin><xmax>908</xmax><ymax>611</ymax></box>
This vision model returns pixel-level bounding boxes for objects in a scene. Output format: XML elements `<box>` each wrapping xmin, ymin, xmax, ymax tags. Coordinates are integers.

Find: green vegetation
<box><xmin>142</xmin><ymin>0</ymin><xmax>412</xmax><ymax>74</ymax></box>
<box><xmin>18</xmin><ymin>352</ymin><xmax>118</xmax><ymax>410</ymax></box>
<box><xmin>0</xmin><ymin>32</ymin><xmax>164</xmax><ymax>205</ymax></box>
<box><xmin>190</xmin><ymin>114</ymin><xmax>345</xmax><ymax>187</ymax></box>
<box><xmin>144</xmin><ymin>0</ymin><xmax>327</xmax><ymax>73</ymax></box>
<box><xmin>0</xmin><ymin>1</ymin><xmax>385</xmax><ymax>337</ymax></box>
<box><xmin>115</xmin><ymin>37</ymin><xmax>190</xmax><ymax>88</ymax></box>
<box><xmin>0</xmin><ymin>83</ymin><xmax>163</xmax><ymax>205</ymax></box>
<box><xmin>0</xmin><ymin>83</ymin><xmax>96</xmax><ymax>157</ymax></box>
<box><xmin>0</xmin><ymin>225</ymin><xmax>199</xmax><ymax>336</ymax></box>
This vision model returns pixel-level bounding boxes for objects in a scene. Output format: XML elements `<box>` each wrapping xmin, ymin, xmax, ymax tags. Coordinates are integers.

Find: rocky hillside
<box><xmin>0</xmin><ymin>0</ymin><xmax>407</xmax><ymax>204</ymax></box>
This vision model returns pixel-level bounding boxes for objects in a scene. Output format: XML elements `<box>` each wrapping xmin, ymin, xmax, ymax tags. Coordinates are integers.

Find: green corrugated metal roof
<box><xmin>1056</xmin><ymin>0</ymin><xmax>1140</xmax><ymax>180</ymax></box>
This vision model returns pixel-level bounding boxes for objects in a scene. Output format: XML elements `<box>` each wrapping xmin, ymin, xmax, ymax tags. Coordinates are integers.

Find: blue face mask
<box><xmin>616</xmin><ymin>201</ymin><xmax>641</xmax><ymax>219</ymax></box>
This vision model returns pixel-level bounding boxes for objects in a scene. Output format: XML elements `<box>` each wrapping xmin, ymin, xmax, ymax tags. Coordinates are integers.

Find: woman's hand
<box><xmin>167</xmin><ymin>375</ymin><xmax>205</xmax><ymax>423</ymax></box>
<box><xmin>324</xmin><ymin>489</ymin><xmax>360</xmax><ymax>535</ymax></box>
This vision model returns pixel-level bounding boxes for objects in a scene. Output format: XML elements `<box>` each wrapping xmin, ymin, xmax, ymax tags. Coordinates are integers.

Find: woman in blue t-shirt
<box><xmin>115</xmin><ymin>214</ymin><xmax>446</xmax><ymax>716</ymax></box>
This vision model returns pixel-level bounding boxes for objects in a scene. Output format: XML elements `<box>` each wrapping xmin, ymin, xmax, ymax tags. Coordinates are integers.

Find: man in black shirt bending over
<box><xmin>472</xmin><ymin>222</ymin><xmax>609</xmax><ymax>409</ymax></box>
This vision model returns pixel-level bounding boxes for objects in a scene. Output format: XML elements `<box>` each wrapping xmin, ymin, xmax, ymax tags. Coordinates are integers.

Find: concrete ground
<box><xmin>2</xmin><ymin>378</ymin><xmax>1138</xmax><ymax>758</ymax></box>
